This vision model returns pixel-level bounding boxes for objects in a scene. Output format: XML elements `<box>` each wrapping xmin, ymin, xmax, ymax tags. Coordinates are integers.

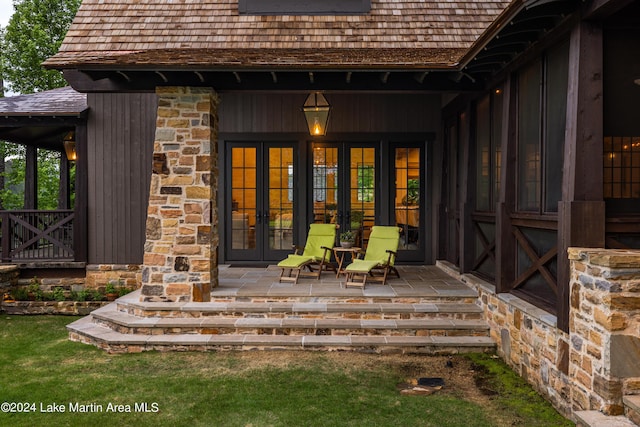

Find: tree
<box><xmin>1</xmin><ymin>0</ymin><xmax>81</xmax><ymax>94</ymax></box>
<box><xmin>0</xmin><ymin>0</ymin><xmax>81</xmax><ymax>209</ymax></box>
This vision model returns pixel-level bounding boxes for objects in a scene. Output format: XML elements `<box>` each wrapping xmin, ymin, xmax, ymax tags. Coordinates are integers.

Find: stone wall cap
<box><xmin>15</xmin><ymin>262</ymin><xmax>86</xmax><ymax>269</ymax></box>
<box><xmin>0</xmin><ymin>265</ymin><xmax>19</xmax><ymax>273</ymax></box>
<box><xmin>568</xmin><ymin>247</ymin><xmax>640</xmax><ymax>268</ymax></box>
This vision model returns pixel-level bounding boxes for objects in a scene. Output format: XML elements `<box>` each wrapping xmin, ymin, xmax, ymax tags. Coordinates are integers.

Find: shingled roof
<box><xmin>44</xmin><ymin>0</ymin><xmax>512</xmax><ymax>70</ymax></box>
<box><xmin>0</xmin><ymin>87</ymin><xmax>87</xmax><ymax>151</ymax></box>
<box><xmin>0</xmin><ymin>87</ymin><xmax>87</xmax><ymax>117</ymax></box>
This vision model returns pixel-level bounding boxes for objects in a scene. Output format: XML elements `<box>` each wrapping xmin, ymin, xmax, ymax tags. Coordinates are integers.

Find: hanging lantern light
<box><xmin>302</xmin><ymin>92</ymin><xmax>331</xmax><ymax>136</ymax></box>
<box><xmin>63</xmin><ymin>131</ymin><xmax>77</xmax><ymax>161</ymax></box>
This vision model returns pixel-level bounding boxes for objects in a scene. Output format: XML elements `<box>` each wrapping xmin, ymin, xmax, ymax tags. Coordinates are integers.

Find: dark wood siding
<box><xmin>87</xmin><ymin>91</ymin><xmax>438</xmax><ymax>265</ymax></box>
<box><xmin>87</xmin><ymin>93</ymin><xmax>157</xmax><ymax>264</ymax></box>
<box><xmin>218</xmin><ymin>93</ymin><xmax>440</xmax><ymax>133</ymax></box>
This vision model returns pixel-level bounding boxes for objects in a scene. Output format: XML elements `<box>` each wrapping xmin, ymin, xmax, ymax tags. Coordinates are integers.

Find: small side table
<box><xmin>332</xmin><ymin>246</ymin><xmax>361</xmax><ymax>278</ymax></box>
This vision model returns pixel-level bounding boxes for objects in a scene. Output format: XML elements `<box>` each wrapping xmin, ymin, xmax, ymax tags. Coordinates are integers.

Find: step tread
<box><xmin>68</xmin><ymin>317</ymin><xmax>496</xmax><ymax>348</ymax></box>
<box><xmin>119</xmin><ymin>300</ymin><xmax>483</xmax><ymax>314</ymax></box>
<box><xmin>93</xmin><ymin>303</ymin><xmax>487</xmax><ymax>330</ymax></box>
<box><xmin>574</xmin><ymin>410</ymin><xmax>638</xmax><ymax>427</ymax></box>
<box><xmin>94</xmin><ymin>310</ymin><xmax>488</xmax><ymax>330</ymax></box>
<box><xmin>625</xmin><ymin>395</ymin><xmax>640</xmax><ymax>411</ymax></box>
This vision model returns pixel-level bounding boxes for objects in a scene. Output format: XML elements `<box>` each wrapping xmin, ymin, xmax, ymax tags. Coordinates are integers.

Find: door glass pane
<box><xmin>395</xmin><ymin>147</ymin><xmax>421</xmax><ymax>251</ymax></box>
<box><xmin>351</xmin><ymin>148</ymin><xmax>375</xmax><ymax>248</ymax></box>
<box><xmin>230</xmin><ymin>147</ymin><xmax>256</xmax><ymax>250</ymax></box>
<box><xmin>312</xmin><ymin>145</ymin><xmax>338</xmax><ymax>224</ymax></box>
<box><xmin>268</xmin><ymin>147</ymin><xmax>294</xmax><ymax>250</ymax></box>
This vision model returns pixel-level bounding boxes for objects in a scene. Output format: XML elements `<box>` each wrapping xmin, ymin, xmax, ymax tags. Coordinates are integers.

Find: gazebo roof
<box><xmin>0</xmin><ymin>87</ymin><xmax>87</xmax><ymax>117</ymax></box>
<box><xmin>0</xmin><ymin>87</ymin><xmax>87</xmax><ymax>150</ymax></box>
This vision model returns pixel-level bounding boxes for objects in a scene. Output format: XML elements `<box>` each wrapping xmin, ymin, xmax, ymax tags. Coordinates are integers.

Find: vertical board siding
<box><xmin>88</xmin><ymin>91</ymin><xmax>437</xmax><ymax>265</ymax></box>
<box><xmin>87</xmin><ymin>93</ymin><xmax>157</xmax><ymax>264</ymax></box>
<box><xmin>218</xmin><ymin>93</ymin><xmax>440</xmax><ymax>133</ymax></box>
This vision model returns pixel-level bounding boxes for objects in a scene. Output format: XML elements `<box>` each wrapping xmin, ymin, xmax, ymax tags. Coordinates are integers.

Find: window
<box><xmin>474</xmin><ymin>87</ymin><xmax>503</xmax><ymax>212</ymax></box>
<box><xmin>604</xmin><ymin>137</ymin><xmax>640</xmax><ymax>198</ymax></box>
<box><xmin>516</xmin><ymin>41</ymin><xmax>569</xmax><ymax>213</ymax></box>
<box><xmin>239</xmin><ymin>0</ymin><xmax>371</xmax><ymax>15</ymax></box>
<box><xmin>356</xmin><ymin>164</ymin><xmax>374</xmax><ymax>202</ymax></box>
<box><xmin>602</xmin><ymin>29</ymin><xmax>640</xmax><ymax>212</ymax></box>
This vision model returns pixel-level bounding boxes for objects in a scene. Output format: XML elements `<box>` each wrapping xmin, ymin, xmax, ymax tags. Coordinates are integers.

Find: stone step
<box><xmin>117</xmin><ymin>298</ymin><xmax>484</xmax><ymax>320</ymax></box>
<box><xmin>574</xmin><ymin>410</ymin><xmax>638</xmax><ymax>427</ymax></box>
<box><xmin>624</xmin><ymin>396</ymin><xmax>640</xmax><ymax>426</ymax></box>
<box><xmin>67</xmin><ymin>316</ymin><xmax>496</xmax><ymax>354</ymax></box>
<box><xmin>91</xmin><ymin>304</ymin><xmax>490</xmax><ymax>336</ymax></box>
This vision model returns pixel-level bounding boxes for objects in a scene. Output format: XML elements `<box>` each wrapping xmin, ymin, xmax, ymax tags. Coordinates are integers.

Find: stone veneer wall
<box><xmin>439</xmin><ymin>248</ymin><xmax>640</xmax><ymax>420</ymax></box>
<box><xmin>85</xmin><ymin>264</ymin><xmax>141</xmax><ymax>290</ymax></box>
<box><xmin>567</xmin><ymin>248</ymin><xmax>640</xmax><ymax>415</ymax></box>
<box><xmin>140</xmin><ymin>87</ymin><xmax>219</xmax><ymax>303</ymax></box>
<box><xmin>0</xmin><ymin>265</ymin><xmax>20</xmax><ymax>296</ymax></box>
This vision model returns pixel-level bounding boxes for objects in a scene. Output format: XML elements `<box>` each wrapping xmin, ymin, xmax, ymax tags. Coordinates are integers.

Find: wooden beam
<box><xmin>471</xmin><ymin>221</ymin><xmax>496</xmax><ymax>271</ymax></box>
<box><xmin>583</xmin><ymin>0</ymin><xmax>635</xmax><ymax>19</ymax></box>
<box><xmin>58</xmin><ymin>154</ymin><xmax>70</xmax><ymax>209</ymax></box>
<box><xmin>496</xmin><ymin>75</ymin><xmax>517</xmax><ymax>293</ymax></box>
<box><xmin>116</xmin><ymin>70</ymin><xmax>131</xmax><ymax>82</ymax></box>
<box><xmin>73</xmin><ymin>124</ymin><xmax>88</xmax><ymax>262</ymax></box>
<box><xmin>459</xmin><ymin>105</ymin><xmax>475</xmax><ymax>274</ymax></box>
<box><xmin>24</xmin><ymin>145</ymin><xmax>37</xmax><ymax>209</ymax></box>
<box><xmin>557</xmin><ymin>21</ymin><xmax>606</xmax><ymax>332</ymax></box>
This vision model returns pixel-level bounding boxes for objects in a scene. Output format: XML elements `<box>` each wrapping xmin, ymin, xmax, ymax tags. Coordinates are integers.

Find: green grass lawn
<box><xmin>0</xmin><ymin>315</ymin><xmax>573</xmax><ymax>427</ymax></box>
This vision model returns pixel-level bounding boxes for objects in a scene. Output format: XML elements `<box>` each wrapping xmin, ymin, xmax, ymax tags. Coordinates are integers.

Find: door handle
<box><xmin>256</xmin><ymin>211</ymin><xmax>262</xmax><ymax>224</ymax></box>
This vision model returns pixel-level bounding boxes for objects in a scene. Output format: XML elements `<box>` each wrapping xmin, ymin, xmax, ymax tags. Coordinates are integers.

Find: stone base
<box><xmin>1</xmin><ymin>300</ymin><xmax>109</xmax><ymax>316</ymax></box>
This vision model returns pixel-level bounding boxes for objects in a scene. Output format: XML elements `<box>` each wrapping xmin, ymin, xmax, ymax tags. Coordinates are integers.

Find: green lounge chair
<box><xmin>277</xmin><ymin>223</ymin><xmax>338</xmax><ymax>284</ymax></box>
<box><xmin>344</xmin><ymin>226</ymin><xmax>401</xmax><ymax>288</ymax></box>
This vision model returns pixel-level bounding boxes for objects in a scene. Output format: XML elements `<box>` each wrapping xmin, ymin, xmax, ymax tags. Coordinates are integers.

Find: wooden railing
<box><xmin>0</xmin><ymin>210</ymin><xmax>75</xmax><ymax>261</ymax></box>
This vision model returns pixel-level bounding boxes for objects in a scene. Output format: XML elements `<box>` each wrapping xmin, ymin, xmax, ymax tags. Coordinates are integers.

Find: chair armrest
<box><xmin>384</xmin><ymin>249</ymin><xmax>397</xmax><ymax>264</ymax></box>
<box><xmin>293</xmin><ymin>245</ymin><xmax>304</xmax><ymax>255</ymax></box>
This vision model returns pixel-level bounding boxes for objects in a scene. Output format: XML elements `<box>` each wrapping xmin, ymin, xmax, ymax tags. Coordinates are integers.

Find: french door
<box><xmin>225</xmin><ymin>139</ymin><xmax>428</xmax><ymax>264</ymax></box>
<box><xmin>226</xmin><ymin>142</ymin><xmax>297</xmax><ymax>262</ymax></box>
<box><xmin>392</xmin><ymin>143</ymin><xmax>425</xmax><ymax>262</ymax></box>
<box><xmin>311</xmin><ymin>143</ymin><xmax>377</xmax><ymax>249</ymax></box>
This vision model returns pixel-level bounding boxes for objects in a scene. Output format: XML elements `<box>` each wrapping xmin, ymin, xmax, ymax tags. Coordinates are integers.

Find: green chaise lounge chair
<box><xmin>277</xmin><ymin>223</ymin><xmax>338</xmax><ymax>284</ymax></box>
<box><xmin>344</xmin><ymin>226</ymin><xmax>401</xmax><ymax>288</ymax></box>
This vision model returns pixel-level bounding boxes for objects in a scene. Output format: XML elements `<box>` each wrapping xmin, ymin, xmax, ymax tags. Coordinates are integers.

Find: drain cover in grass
<box><xmin>418</xmin><ymin>377</ymin><xmax>445</xmax><ymax>387</ymax></box>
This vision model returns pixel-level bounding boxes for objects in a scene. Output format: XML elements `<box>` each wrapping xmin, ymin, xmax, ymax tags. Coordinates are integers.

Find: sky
<box><xmin>0</xmin><ymin>0</ymin><xmax>12</xmax><ymax>27</ymax></box>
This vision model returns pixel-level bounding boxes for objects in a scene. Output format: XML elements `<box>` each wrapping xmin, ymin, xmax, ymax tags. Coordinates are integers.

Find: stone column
<box><xmin>140</xmin><ymin>87</ymin><xmax>219</xmax><ymax>303</ymax></box>
<box><xmin>568</xmin><ymin>248</ymin><xmax>640</xmax><ymax>415</ymax></box>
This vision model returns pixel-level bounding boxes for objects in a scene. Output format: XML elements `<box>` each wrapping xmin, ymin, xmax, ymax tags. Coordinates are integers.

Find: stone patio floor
<box><xmin>213</xmin><ymin>264</ymin><xmax>477</xmax><ymax>299</ymax></box>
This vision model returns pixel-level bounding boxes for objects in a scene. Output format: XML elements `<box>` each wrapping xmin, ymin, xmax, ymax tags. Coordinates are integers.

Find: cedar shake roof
<box><xmin>44</xmin><ymin>0</ymin><xmax>512</xmax><ymax>70</ymax></box>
